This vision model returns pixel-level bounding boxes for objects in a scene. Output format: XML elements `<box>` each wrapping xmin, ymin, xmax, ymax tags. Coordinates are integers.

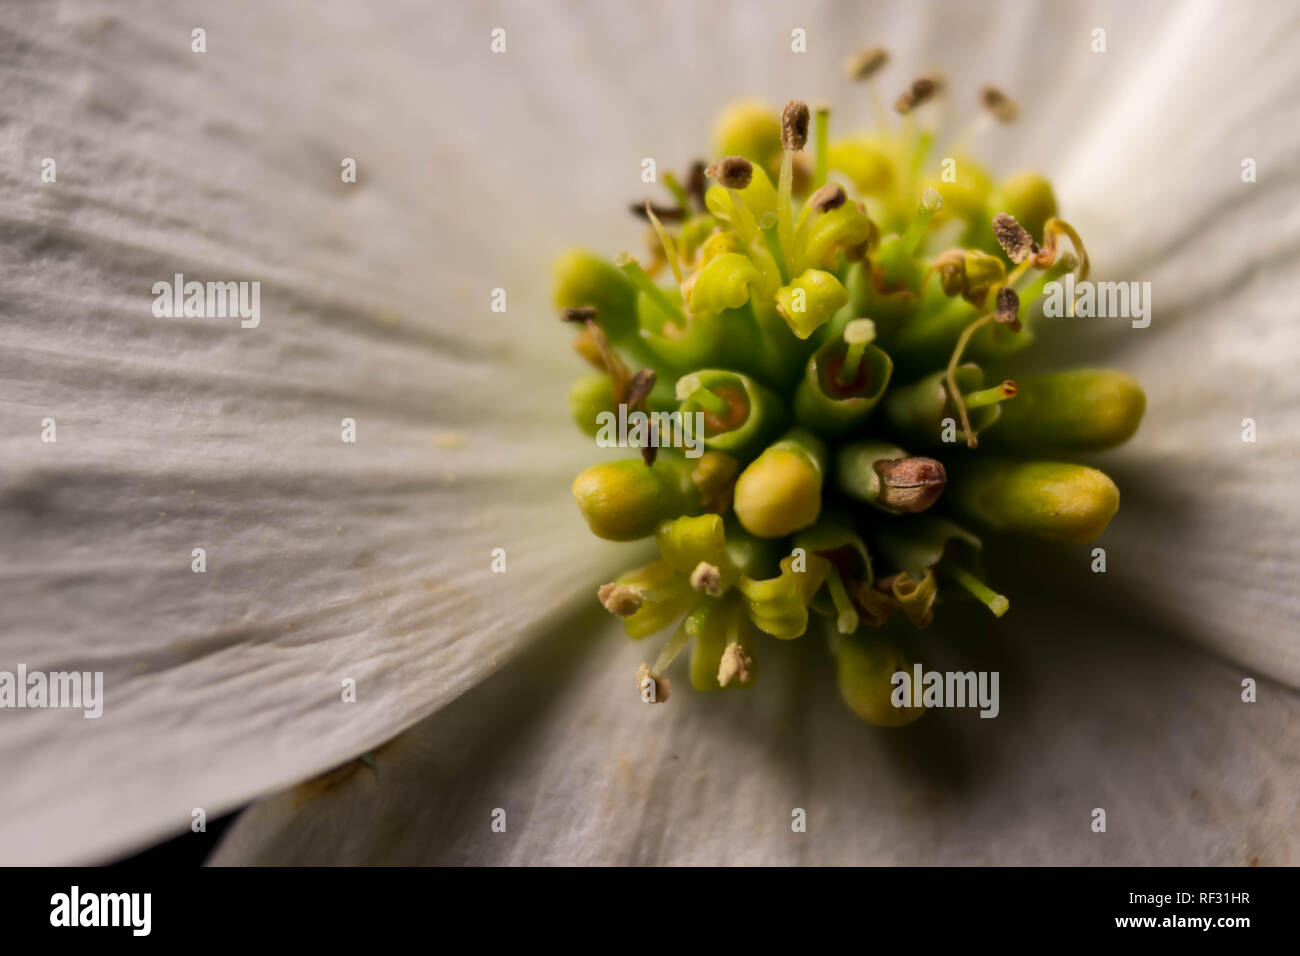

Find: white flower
<box><xmin>1</xmin><ymin>0</ymin><xmax>1296</xmax><ymax>865</ymax></box>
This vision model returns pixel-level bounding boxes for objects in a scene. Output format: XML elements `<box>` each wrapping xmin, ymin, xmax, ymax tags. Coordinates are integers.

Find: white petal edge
<box><xmin>212</xmin><ymin>596</ymin><xmax>1300</xmax><ymax>865</ymax></box>
<box><xmin>0</xmin><ymin>0</ymin><xmax>634</xmax><ymax>864</ymax></box>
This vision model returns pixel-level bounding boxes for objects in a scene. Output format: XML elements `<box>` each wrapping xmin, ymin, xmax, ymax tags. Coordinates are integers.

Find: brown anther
<box><xmin>979</xmin><ymin>85</ymin><xmax>1019</xmax><ymax>123</ymax></box>
<box><xmin>689</xmin><ymin>561</ymin><xmax>724</xmax><ymax>596</ymax></box>
<box><xmin>874</xmin><ymin>457</ymin><xmax>948</xmax><ymax>513</ymax></box>
<box><xmin>598</xmin><ymin>583</ymin><xmax>644</xmax><ymax>617</ymax></box>
<box><xmin>808</xmin><ymin>183</ymin><xmax>847</xmax><ymax>213</ymax></box>
<box><xmin>568</xmin><ymin>309</ymin><xmax>633</xmax><ymax>402</ymax></box>
<box><xmin>625</xmin><ymin>368</ymin><xmax>656</xmax><ymax>409</ymax></box>
<box><xmin>844</xmin><ymin>45</ymin><xmax>890</xmax><ymax>82</ymax></box>
<box><xmin>992</xmin><ymin>212</ymin><xmax>1038</xmax><ymax>264</ymax></box>
<box><xmin>686</xmin><ymin>160</ymin><xmax>708</xmax><ymax>209</ymax></box>
<box><xmin>706</xmin><ymin>155</ymin><xmax>754</xmax><ymax>190</ymax></box>
<box><xmin>995</xmin><ymin>286</ymin><xmax>1022</xmax><ymax>331</ymax></box>
<box><xmin>781</xmin><ymin>100</ymin><xmax>810</xmax><ymax>151</ymax></box>
<box><xmin>717</xmin><ymin>642</ymin><xmax>753</xmax><ymax>687</ymax></box>
<box><xmin>932</xmin><ymin>249</ymin><xmax>966</xmax><ymax>297</ymax></box>
<box><xmin>630</xmin><ymin>201</ymin><xmax>685</xmax><ymax>222</ymax></box>
<box><xmin>636</xmin><ymin>662</ymin><xmax>670</xmax><ymax>703</ymax></box>
<box><xmin>938</xmin><ymin>262</ymin><xmax>964</xmax><ymax>296</ymax></box>
<box><xmin>894</xmin><ymin>75</ymin><xmax>942</xmax><ymax>114</ymax></box>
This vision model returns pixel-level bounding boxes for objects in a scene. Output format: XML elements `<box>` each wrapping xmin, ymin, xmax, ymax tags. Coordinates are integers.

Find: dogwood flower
<box><xmin>1</xmin><ymin>0</ymin><xmax>1297</xmax><ymax>865</ymax></box>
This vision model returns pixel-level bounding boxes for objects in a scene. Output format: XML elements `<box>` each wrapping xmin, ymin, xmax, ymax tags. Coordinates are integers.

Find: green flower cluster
<box><xmin>554</xmin><ymin>78</ymin><xmax>1145</xmax><ymax>725</ymax></box>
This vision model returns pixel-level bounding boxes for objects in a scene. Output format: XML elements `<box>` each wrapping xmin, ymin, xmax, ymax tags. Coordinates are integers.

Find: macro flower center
<box><xmin>554</xmin><ymin>49</ymin><xmax>1146</xmax><ymax>725</ymax></box>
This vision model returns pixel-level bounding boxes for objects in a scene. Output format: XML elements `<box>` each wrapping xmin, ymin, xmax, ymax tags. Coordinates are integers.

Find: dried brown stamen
<box><xmin>625</xmin><ymin>368</ymin><xmax>656</xmax><ymax>409</ymax></box>
<box><xmin>705</xmin><ymin>155</ymin><xmax>754</xmax><ymax>190</ymax></box>
<box><xmin>995</xmin><ymin>286</ymin><xmax>1022</xmax><ymax>331</ymax></box>
<box><xmin>992</xmin><ymin>212</ymin><xmax>1038</xmax><ymax>264</ymax></box>
<box><xmin>808</xmin><ymin>183</ymin><xmax>847</xmax><ymax>213</ymax></box>
<box><xmin>630</xmin><ymin>201</ymin><xmax>685</xmax><ymax>222</ymax></box>
<box><xmin>979</xmin><ymin>85</ymin><xmax>1019</xmax><ymax>123</ymax></box>
<box><xmin>689</xmin><ymin>561</ymin><xmax>723</xmax><ymax>596</ymax></box>
<box><xmin>717</xmin><ymin>642</ymin><xmax>752</xmax><ymax>687</ymax></box>
<box><xmin>686</xmin><ymin>160</ymin><xmax>707</xmax><ymax>209</ymax></box>
<box><xmin>599</xmin><ymin>583</ymin><xmax>644</xmax><ymax>617</ymax></box>
<box><xmin>781</xmin><ymin>100</ymin><xmax>810</xmax><ymax>151</ymax></box>
<box><xmin>563</xmin><ymin>308</ymin><xmax>633</xmax><ymax>403</ymax></box>
<box><xmin>844</xmin><ymin>45</ymin><xmax>890</xmax><ymax>82</ymax></box>
<box><xmin>894</xmin><ymin>74</ymin><xmax>943</xmax><ymax>114</ymax></box>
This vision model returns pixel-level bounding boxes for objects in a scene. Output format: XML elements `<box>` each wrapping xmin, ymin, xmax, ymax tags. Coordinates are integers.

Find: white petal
<box><xmin>212</xmin><ymin>598</ymin><xmax>1300</xmax><ymax>865</ymax></box>
<box><xmin>0</xmin><ymin>1</ymin><xmax>631</xmax><ymax>864</ymax></box>
<box><xmin>1021</xmin><ymin>1</ymin><xmax>1300</xmax><ymax>687</ymax></box>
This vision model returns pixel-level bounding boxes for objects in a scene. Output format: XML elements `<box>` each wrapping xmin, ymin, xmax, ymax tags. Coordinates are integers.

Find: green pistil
<box><xmin>813</xmin><ymin>105</ymin><xmax>830</xmax><ymax>189</ymax></box>
<box><xmin>901</xmin><ymin>187</ymin><xmax>942</xmax><ymax>257</ymax></box>
<box><xmin>677</xmin><ymin>376</ymin><xmax>730</xmax><ymax>416</ymax></box>
<box><xmin>652</xmin><ymin>619</ymin><xmax>695</xmax><ymax>674</ymax></box>
<box><xmin>825</xmin><ymin>565</ymin><xmax>860</xmax><ymax>634</ymax></box>
<box><xmin>761</xmin><ymin>217</ymin><xmax>792</xmax><ymax>284</ymax></box>
<box><xmin>777</xmin><ymin>150</ymin><xmax>796</xmax><ymax>280</ymax></box>
<box><xmin>618</xmin><ymin>255</ymin><xmax>687</xmax><ymax>327</ymax></box>
<box><xmin>835</xmin><ymin>319</ymin><xmax>877</xmax><ymax>386</ymax></box>
<box><xmin>962</xmin><ymin>380</ymin><xmax>1017</xmax><ymax>411</ymax></box>
<box><xmin>940</xmin><ymin>558</ymin><xmax>1009</xmax><ymax>618</ymax></box>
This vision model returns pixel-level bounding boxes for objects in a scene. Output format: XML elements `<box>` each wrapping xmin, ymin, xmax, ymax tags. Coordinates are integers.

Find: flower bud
<box><xmin>827</xmin><ymin>137</ymin><xmax>895</xmax><ymax>195</ymax></box>
<box><xmin>655</xmin><ymin>514</ymin><xmax>726</xmax><ymax>574</ymax></box>
<box><xmin>921</xmin><ymin>157</ymin><xmax>991</xmax><ymax>225</ymax></box>
<box><xmin>835</xmin><ymin>632</ymin><xmax>925</xmax><ymax>727</ymax></box>
<box><xmin>713</xmin><ymin>101</ymin><xmax>782</xmax><ymax>171</ymax></box>
<box><xmin>553</xmin><ymin>249</ymin><xmax>637</xmax><ymax>340</ymax></box>
<box><xmin>568</xmin><ymin>373</ymin><xmax>614</xmax><ymax>437</ymax></box>
<box><xmin>573</xmin><ymin>457</ymin><xmax>700</xmax><ymax>542</ymax></box>
<box><xmin>948</xmin><ymin>458</ymin><xmax>1120</xmax><ymax>543</ymax></box>
<box><xmin>983</xmin><ymin>369</ymin><xmax>1146</xmax><ymax>453</ymax></box>
<box><xmin>836</xmin><ymin>440</ymin><xmax>946</xmax><ymax>514</ymax></box>
<box><xmin>733</xmin><ymin>430</ymin><xmax>827</xmax><ymax>538</ymax></box>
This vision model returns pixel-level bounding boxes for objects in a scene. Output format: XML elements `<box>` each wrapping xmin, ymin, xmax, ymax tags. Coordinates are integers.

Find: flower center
<box><xmin>554</xmin><ymin>52</ymin><xmax>1144</xmax><ymax>726</ymax></box>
